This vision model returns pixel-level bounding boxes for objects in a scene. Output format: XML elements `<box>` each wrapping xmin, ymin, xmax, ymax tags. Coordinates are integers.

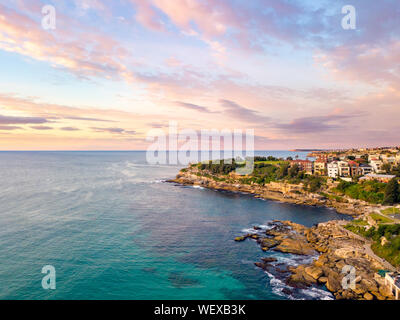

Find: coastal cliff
<box><xmin>170</xmin><ymin>168</ymin><xmax>378</xmax><ymax>216</ymax></box>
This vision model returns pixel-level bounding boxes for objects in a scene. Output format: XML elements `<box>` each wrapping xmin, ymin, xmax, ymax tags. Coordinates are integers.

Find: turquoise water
<box><xmin>0</xmin><ymin>151</ymin><xmax>348</xmax><ymax>300</ymax></box>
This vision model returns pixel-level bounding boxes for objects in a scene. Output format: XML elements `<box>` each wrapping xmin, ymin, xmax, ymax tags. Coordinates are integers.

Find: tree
<box><xmin>391</xmin><ymin>164</ymin><xmax>400</xmax><ymax>177</ymax></box>
<box><xmin>288</xmin><ymin>164</ymin><xmax>299</xmax><ymax>178</ymax></box>
<box><xmin>382</xmin><ymin>163</ymin><xmax>392</xmax><ymax>174</ymax></box>
<box><xmin>277</xmin><ymin>163</ymin><xmax>290</xmax><ymax>179</ymax></box>
<box><xmin>383</xmin><ymin>178</ymin><xmax>399</xmax><ymax>205</ymax></box>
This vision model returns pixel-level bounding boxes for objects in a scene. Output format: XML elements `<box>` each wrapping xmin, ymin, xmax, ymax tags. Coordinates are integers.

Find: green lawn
<box><xmin>370</xmin><ymin>213</ymin><xmax>394</xmax><ymax>224</ymax></box>
<box><xmin>381</xmin><ymin>207</ymin><xmax>400</xmax><ymax>215</ymax></box>
<box><xmin>254</xmin><ymin>160</ymin><xmax>289</xmax><ymax>165</ymax></box>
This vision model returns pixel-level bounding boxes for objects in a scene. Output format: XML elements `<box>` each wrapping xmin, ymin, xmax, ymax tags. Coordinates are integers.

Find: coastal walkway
<box><xmin>336</xmin><ymin>221</ymin><xmax>397</xmax><ymax>272</ymax></box>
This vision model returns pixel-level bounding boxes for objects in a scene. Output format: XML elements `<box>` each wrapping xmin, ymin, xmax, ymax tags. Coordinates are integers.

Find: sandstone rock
<box><xmin>305</xmin><ymin>266</ymin><xmax>323</xmax><ymax>280</ymax></box>
<box><xmin>361</xmin><ymin>279</ymin><xmax>378</xmax><ymax>293</ymax></box>
<box><xmin>326</xmin><ymin>273</ymin><xmax>342</xmax><ymax>293</ymax></box>
<box><xmin>363</xmin><ymin>292</ymin><xmax>373</xmax><ymax>300</ymax></box>
<box><xmin>274</xmin><ymin>238</ymin><xmax>315</xmax><ymax>255</ymax></box>
<box><xmin>262</xmin><ymin>257</ymin><xmax>278</xmax><ymax>263</ymax></box>
<box><xmin>318</xmin><ymin>277</ymin><xmax>328</xmax><ymax>284</ymax></box>
<box><xmin>371</xmin><ymin>291</ymin><xmax>386</xmax><ymax>300</ymax></box>
<box><xmin>234</xmin><ymin>236</ymin><xmax>246</xmax><ymax>242</ymax></box>
<box><xmin>379</xmin><ymin>285</ymin><xmax>393</xmax><ymax>298</ymax></box>
<box><xmin>261</xmin><ymin>238</ymin><xmax>280</xmax><ymax>249</ymax></box>
<box><xmin>314</xmin><ymin>254</ymin><xmax>329</xmax><ymax>268</ymax></box>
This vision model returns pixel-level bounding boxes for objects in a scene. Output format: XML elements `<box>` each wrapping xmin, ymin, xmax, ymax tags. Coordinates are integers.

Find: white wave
<box><xmin>265</xmin><ymin>271</ymin><xmax>295</xmax><ymax>300</ymax></box>
<box><xmin>192</xmin><ymin>185</ymin><xmax>205</xmax><ymax>190</ymax></box>
<box><xmin>300</xmin><ymin>287</ymin><xmax>334</xmax><ymax>300</ymax></box>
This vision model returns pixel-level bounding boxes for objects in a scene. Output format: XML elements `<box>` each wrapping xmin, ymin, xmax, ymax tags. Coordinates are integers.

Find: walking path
<box><xmin>336</xmin><ymin>221</ymin><xmax>397</xmax><ymax>272</ymax></box>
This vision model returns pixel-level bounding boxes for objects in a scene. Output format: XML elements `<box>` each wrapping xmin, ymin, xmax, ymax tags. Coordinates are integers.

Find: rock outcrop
<box><xmin>236</xmin><ymin>220</ymin><xmax>395</xmax><ymax>300</ymax></box>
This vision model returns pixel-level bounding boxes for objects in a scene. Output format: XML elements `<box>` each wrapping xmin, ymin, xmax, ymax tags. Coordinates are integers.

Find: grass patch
<box><xmin>371</xmin><ymin>241</ymin><xmax>400</xmax><ymax>267</ymax></box>
<box><xmin>381</xmin><ymin>207</ymin><xmax>400</xmax><ymax>215</ymax></box>
<box><xmin>370</xmin><ymin>213</ymin><xmax>393</xmax><ymax>224</ymax></box>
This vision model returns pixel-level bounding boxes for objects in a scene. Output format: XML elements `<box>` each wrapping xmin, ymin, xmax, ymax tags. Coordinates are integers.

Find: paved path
<box><xmin>336</xmin><ymin>221</ymin><xmax>397</xmax><ymax>272</ymax></box>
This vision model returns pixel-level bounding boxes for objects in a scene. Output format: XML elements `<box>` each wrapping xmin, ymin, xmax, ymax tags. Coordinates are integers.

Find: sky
<box><xmin>0</xmin><ymin>0</ymin><xmax>399</xmax><ymax>150</ymax></box>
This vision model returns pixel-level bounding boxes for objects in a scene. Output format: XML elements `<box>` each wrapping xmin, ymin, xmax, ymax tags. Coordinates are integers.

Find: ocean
<box><xmin>0</xmin><ymin>151</ymin><xmax>349</xmax><ymax>300</ymax></box>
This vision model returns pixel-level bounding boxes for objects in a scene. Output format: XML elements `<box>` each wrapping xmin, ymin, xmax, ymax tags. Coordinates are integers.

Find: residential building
<box><xmin>385</xmin><ymin>272</ymin><xmax>400</xmax><ymax>300</ymax></box>
<box><xmin>348</xmin><ymin>161</ymin><xmax>360</xmax><ymax>176</ymax></box>
<box><xmin>290</xmin><ymin>160</ymin><xmax>313</xmax><ymax>175</ymax></box>
<box><xmin>369</xmin><ymin>154</ymin><xmax>380</xmax><ymax>162</ymax></box>
<box><xmin>370</xmin><ymin>159</ymin><xmax>384</xmax><ymax>173</ymax></box>
<box><xmin>359</xmin><ymin>163</ymin><xmax>373</xmax><ymax>175</ymax></box>
<box><xmin>316</xmin><ymin>154</ymin><xmax>328</xmax><ymax>162</ymax></box>
<box><xmin>338</xmin><ymin>161</ymin><xmax>351</xmax><ymax>177</ymax></box>
<box><xmin>327</xmin><ymin>162</ymin><xmax>339</xmax><ymax>178</ymax></box>
<box><xmin>314</xmin><ymin>160</ymin><xmax>327</xmax><ymax>176</ymax></box>
<box><xmin>396</xmin><ymin>154</ymin><xmax>400</xmax><ymax>165</ymax></box>
<box><xmin>381</xmin><ymin>154</ymin><xmax>396</xmax><ymax>164</ymax></box>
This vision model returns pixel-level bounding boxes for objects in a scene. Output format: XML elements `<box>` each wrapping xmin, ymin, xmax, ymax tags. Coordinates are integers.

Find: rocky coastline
<box><xmin>236</xmin><ymin>220</ymin><xmax>394</xmax><ymax>300</ymax></box>
<box><xmin>170</xmin><ymin>168</ymin><xmax>397</xmax><ymax>300</ymax></box>
<box><xmin>170</xmin><ymin>169</ymin><xmax>379</xmax><ymax>217</ymax></box>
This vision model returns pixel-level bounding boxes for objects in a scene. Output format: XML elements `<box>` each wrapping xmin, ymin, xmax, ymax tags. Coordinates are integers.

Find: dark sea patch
<box><xmin>168</xmin><ymin>271</ymin><xmax>201</xmax><ymax>288</ymax></box>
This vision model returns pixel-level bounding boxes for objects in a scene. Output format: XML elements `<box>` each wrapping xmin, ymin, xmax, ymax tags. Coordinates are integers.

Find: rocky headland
<box><xmin>170</xmin><ymin>168</ymin><xmax>379</xmax><ymax>216</ymax></box>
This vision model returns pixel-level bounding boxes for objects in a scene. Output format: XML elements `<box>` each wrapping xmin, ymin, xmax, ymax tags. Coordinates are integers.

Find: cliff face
<box><xmin>171</xmin><ymin>169</ymin><xmax>378</xmax><ymax>216</ymax></box>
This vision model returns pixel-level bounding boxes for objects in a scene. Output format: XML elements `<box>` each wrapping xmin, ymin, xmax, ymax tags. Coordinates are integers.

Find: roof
<box><xmin>360</xmin><ymin>173</ymin><xmax>396</xmax><ymax>179</ymax></box>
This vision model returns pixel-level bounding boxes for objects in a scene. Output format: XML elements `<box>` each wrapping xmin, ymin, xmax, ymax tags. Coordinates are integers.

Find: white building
<box><xmin>337</xmin><ymin>161</ymin><xmax>351</xmax><ymax>177</ymax></box>
<box><xmin>327</xmin><ymin>162</ymin><xmax>339</xmax><ymax>178</ymax></box>
<box><xmin>370</xmin><ymin>159</ymin><xmax>384</xmax><ymax>173</ymax></box>
<box><xmin>385</xmin><ymin>272</ymin><xmax>400</xmax><ymax>300</ymax></box>
<box><xmin>381</xmin><ymin>154</ymin><xmax>396</xmax><ymax>164</ymax></box>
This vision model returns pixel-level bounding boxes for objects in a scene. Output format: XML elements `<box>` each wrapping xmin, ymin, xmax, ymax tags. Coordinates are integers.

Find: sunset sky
<box><xmin>0</xmin><ymin>0</ymin><xmax>399</xmax><ymax>150</ymax></box>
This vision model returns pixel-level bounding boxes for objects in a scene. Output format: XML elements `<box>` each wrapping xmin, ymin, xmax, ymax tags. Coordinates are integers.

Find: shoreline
<box><xmin>169</xmin><ymin>168</ymin><xmax>397</xmax><ymax>300</ymax></box>
<box><xmin>168</xmin><ymin>169</ymin><xmax>381</xmax><ymax>217</ymax></box>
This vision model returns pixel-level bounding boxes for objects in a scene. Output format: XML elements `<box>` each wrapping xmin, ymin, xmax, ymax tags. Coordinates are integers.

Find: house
<box><xmin>369</xmin><ymin>154</ymin><xmax>380</xmax><ymax>162</ymax></box>
<box><xmin>359</xmin><ymin>174</ymin><xmax>396</xmax><ymax>183</ymax></box>
<box><xmin>290</xmin><ymin>160</ymin><xmax>313</xmax><ymax>175</ymax></box>
<box><xmin>370</xmin><ymin>159</ymin><xmax>384</xmax><ymax>173</ymax></box>
<box><xmin>314</xmin><ymin>160</ymin><xmax>327</xmax><ymax>176</ymax></box>
<box><xmin>338</xmin><ymin>161</ymin><xmax>351</xmax><ymax>177</ymax></box>
<box><xmin>385</xmin><ymin>272</ymin><xmax>400</xmax><ymax>300</ymax></box>
<box><xmin>395</xmin><ymin>153</ymin><xmax>400</xmax><ymax>165</ymax></box>
<box><xmin>316</xmin><ymin>154</ymin><xmax>328</xmax><ymax>162</ymax></box>
<box><xmin>327</xmin><ymin>162</ymin><xmax>339</xmax><ymax>178</ymax></box>
<box><xmin>348</xmin><ymin>161</ymin><xmax>360</xmax><ymax>176</ymax></box>
<box><xmin>381</xmin><ymin>154</ymin><xmax>396</xmax><ymax>164</ymax></box>
<box><xmin>359</xmin><ymin>163</ymin><xmax>373</xmax><ymax>175</ymax></box>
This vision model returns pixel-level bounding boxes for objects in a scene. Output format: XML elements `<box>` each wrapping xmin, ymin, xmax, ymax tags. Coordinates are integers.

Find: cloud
<box><xmin>64</xmin><ymin>116</ymin><xmax>115</xmax><ymax>122</ymax></box>
<box><xmin>274</xmin><ymin>112</ymin><xmax>364</xmax><ymax>134</ymax></box>
<box><xmin>0</xmin><ymin>3</ymin><xmax>133</xmax><ymax>81</ymax></box>
<box><xmin>219</xmin><ymin>99</ymin><xmax>270</xmax><ymax>124</ymax></box>
<box><xmin>91</xmin><ymin>127</ymin><xmax>137</xmax><ymax>135</ymax></box>
<box><xmin>175</xmin><ymin>101</ymin><xmax>213</xmax><ymax>113</ymax></box>
<box><xmin>0</xmin><ymin>115</ymin><xmax>48</xmax><ymax>125</ymax></box>
<box><xmin>30</xmin><ymin>126</ymin><xmax>53</xmax><ymax>130</ymax></box>
<box><xmin>0</xmin><ymin>125</ymin><xmax>22</xmax><ymax>130</ymax></box>
<box><xmin>60</xmin><ymin>127</ymin><xmax>80</xmax><ymax>131</ymax></box>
